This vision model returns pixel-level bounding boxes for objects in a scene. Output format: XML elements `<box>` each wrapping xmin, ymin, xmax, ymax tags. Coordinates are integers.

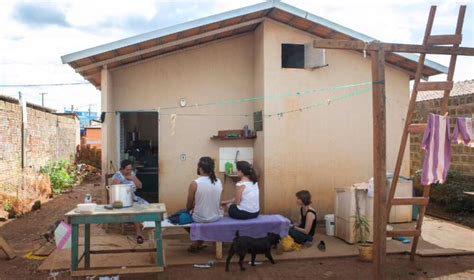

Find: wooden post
<box><xmin>371</xmin><ymin>43</ymin><xmax>387</xmax><ymax>279</ymax></box>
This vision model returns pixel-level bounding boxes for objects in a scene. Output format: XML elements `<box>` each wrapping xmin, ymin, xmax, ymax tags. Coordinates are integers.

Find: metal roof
<box><xmin>62</xmin><ymin>1</ymin><xmax>448</xmax><ymax>88</ymax></box>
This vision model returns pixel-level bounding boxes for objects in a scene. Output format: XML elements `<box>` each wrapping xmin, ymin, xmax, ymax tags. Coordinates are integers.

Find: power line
<box><xmin>0</xmin><ymin>82</ymin><xmax>90</xmax><ymax>88</ymax></box>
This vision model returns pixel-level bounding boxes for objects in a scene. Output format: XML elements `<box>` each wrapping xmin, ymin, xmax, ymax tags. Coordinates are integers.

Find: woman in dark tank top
<box><xmin>289</xmin><ymin>190</ymin><xmax>317</xmax><ymax>244</ymax></box>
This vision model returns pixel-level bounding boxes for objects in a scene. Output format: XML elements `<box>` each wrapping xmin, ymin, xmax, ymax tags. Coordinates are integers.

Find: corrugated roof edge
<box><xmin>61</xmin><ymin>0</ymin><xmax>448</xmax><ymax>74</ymax></box>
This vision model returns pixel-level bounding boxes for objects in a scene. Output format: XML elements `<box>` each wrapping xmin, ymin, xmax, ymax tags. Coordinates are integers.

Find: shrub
<box><xmin>412</xmin><ymin>170</ymin><xmax>474</xmax><ymax>213</ymax></box>
<box><xmin>40</xmin><ymin>160</ymin><xmax>77</xmax><ymax>194</ymax></box>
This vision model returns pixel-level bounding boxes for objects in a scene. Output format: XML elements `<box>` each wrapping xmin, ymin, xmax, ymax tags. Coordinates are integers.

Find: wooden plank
<box><xmin>90</xmin><ymin>248</ymin><xmax>155</xmax><ymax>254</ymax></box>
<box><xmin>391</xmin><ymin>197</ymin><xmax>429</xmax><ymax>206</ymax></box>
<box><xmin>441</xmin><ymin>5</ymin><xmax>466</xmax><ymax>114</ymax></box>
<box><xmin>408</xmin><ymin>123</ymin><xmax>427</xmax><ymax>134</ymax></box>
<box><xmin>33</xmin><ymin>242</ymin><xmax>55</xmax><ymax>257</ymax></box>
<box><xmin>0</xmin><ymin>234</ymin><xmax>16</xmax><ymax>260</ymax></box>
<box><xmin>416</xmin><ymin>81</ymin><xmax>453</xmax><ymax>91</ymax></box>
<box><xmin>427</xmin><ymin>34</ymin><xmax>462</xmax><ymax>45</ymax></box>
<box><xmin>371</xmin><ymin>44</ymin><xmax>387</xmax><ymax>280</ymax></box>
<box><xmin>387</xmin><ymin>230</ymin><xmax>421</xmax><ymax>237</ymax></box>
<box><xmin>75</xmin><ymin>18</ymin><xmax>263</xmax><ymax>73</ymax></box>
<box><xmin>312</xmin><ymin>39</ymin><xmax>474</xmax><ymax>56</ymax></box>
<box><xmin>71</xmin><ymin>266</ymin><xmax>163</xmax><ymax>277</ymax></box>
<box><xmin>417</xmin><ymin>248</ymin><xmax>474</xmax><ymax>257</ymax></box>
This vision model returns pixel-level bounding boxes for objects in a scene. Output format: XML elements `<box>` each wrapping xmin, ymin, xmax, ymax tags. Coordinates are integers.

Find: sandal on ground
<box><xmin>187</xmin><ymin>244</ymin><xmax>207</xmax><ymax>253</ymax></box>
<box><xmin>318</xmin><ymin>241</ymin><xmax>326</xmax><ymax>251</ymax></box>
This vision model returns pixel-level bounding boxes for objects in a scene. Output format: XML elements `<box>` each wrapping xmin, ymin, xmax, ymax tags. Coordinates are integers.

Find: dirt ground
<box><xmin>0</xmin><ymin>182</ymin><xmax>473</xmax><ymax>280</ymax></box>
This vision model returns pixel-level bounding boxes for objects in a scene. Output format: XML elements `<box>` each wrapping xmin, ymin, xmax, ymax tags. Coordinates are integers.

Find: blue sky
<box><xmin>0</xmin><ymin>0</ymin><xmax>472</xmax><ymax>112</ymax></box>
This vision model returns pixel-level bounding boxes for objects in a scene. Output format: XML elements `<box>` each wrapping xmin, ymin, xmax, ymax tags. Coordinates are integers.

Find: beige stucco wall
<box><xmin>102</xmin><ymin>20</ymin><xmax>411</xmax><ymax>217</ymax></box>
<box><xmin>260</xmin><ymin>20</ymin><xmax>410</xmax><ymax>220</ymax></box>
<box><xmin>109</xmin><ymin>34</ymin><xmax>256</xmax><ymax>212</ymax></box>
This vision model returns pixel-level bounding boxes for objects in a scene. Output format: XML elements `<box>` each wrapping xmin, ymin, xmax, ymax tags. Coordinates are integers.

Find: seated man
<box><xmin>186</xmin><ymin>156</ymin><xmax>223</xmax><ymax>252</ymax></box>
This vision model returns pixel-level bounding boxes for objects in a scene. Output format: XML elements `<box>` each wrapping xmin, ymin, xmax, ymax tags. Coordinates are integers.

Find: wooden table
<box><xmin>65</xmin><ymin>203</ymin><xmax>166</xmax><ymax>277</ymax></box>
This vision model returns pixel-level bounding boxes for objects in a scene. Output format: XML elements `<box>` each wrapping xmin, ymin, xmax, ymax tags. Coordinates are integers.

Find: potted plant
<box><xmin>353</xmin><ymin>213</ymin><xmax>372</xmax><ymax>262</ymax></box>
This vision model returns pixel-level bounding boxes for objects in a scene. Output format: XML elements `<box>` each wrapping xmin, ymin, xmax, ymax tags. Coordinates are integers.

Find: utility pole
<box><xmin>39</xmin><ymin>92</ymin><xmax>47</xmax><ymax>107</ymax></box>
<box><xmin>88</xmin><ymin>104</ymin><xmax>92</xmax><ymax>126</ymax></box>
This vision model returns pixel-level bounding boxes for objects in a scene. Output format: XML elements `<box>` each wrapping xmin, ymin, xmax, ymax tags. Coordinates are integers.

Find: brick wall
<box><xmin>0</xmin><ymin>98</ymin><xmax>80</xmax><ymax>189</ymax></box>
<box><xmin>410</xmin><ymin>93</ymin><xmax>474</xmax><ymax>176</ymax></box>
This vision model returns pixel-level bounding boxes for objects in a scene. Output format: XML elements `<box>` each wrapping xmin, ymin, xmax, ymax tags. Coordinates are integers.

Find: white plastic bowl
<box><xmin>77</xmin><ymin>203</ymin><xmax>97</xmax><ymax>213</ymax></box>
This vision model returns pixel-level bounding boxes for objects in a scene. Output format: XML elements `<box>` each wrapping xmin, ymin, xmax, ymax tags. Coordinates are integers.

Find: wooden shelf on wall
<box><xmin>210</xmin><ymin>129</ymin><xmax>256</xmax><ymax>141</ymax></box>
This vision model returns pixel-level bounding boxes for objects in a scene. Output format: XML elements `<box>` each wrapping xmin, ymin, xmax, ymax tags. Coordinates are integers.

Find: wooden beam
<box><xmin>416</xmin><ymin>81</ymin><xmax>454</xmax><ymax>91</ymax></box>
<box><xmin>71</xmin><ymin>266</ymin><xmax>163</xmax><ymax>277</ymax></box>
<box><xmin>408</xmin><ymin>123</ymin><xmax>427</xmax><ymax>134</ymax></box>
<box><xmin>0</xmin><ymin>234</ymin><xmax>16</xmax><ymax>260</ymax></box>
<box><xmin>427</xmin><ymin>34</ymin><xmax>462</xmax><ymax>45</ymax></box>
<box><xmin>441</xmin><ymin>5</ymin><xmax>466</xmax><ymax>114</ymax></box>
<box><xmin>76</xmin><ymin>18</ymin><xmax>263</xmax><ymax>73</ymax></box>
<box><xmin>387</xmin><ymin>230</ymin><xmax>421</xmax><ymax>237</ymax></box>
<box><xmin>387</xmin><ymin>5</ymin><xmax>436</xmax><ymax>221</ymax></box>
<box><xmin>371</xmin><ymin>43</ymin><xmax>387</xmax><ymax>280</ymax></box>
<box><xmin>313</xmin><ymin>39</ymin><xmax>474</xmax><ymax>56</ymax></box>
<box><xmin>392</xmin><ymin>197</ymin><xmax>429</xmax><ymax>206</ymax></box>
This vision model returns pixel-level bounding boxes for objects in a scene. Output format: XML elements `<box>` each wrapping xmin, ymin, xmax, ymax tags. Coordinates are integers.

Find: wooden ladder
<box><xmin>386</xmin><ymin>5</ymin><xmax>466</xmax><ymax>261</ymax></box>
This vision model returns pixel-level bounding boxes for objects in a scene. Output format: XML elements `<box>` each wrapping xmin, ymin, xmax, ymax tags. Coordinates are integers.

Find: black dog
<box><xmin>225</xmin><ymin>231</ymin><xmax>281</xmax><ymax>271</ymax></box>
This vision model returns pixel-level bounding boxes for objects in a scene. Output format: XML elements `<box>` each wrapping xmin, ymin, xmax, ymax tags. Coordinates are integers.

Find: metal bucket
<box><xmin>106</xmin><ymin>184</ymin><xmax>134</xmax><ymax>207</ymax></box>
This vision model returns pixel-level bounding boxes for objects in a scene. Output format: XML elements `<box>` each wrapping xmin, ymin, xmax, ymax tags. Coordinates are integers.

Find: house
<box><xmin>82</xmin><ymin>125</ymin><xmax>102</xmax><ymax>150</ymax></box>
<box><xmin>61</xmin><ymin>1</ymin><xmax>447</xmax><ymax>218</ymax></box>
<box><xmin>411</xmin><ymin>80</ymin><xmax>474</xmax><ymax>176</ymax></box>
<box><xmin>64</xmin><ymin>109</ymin><xmax>100</xmax><ymax>133</ymax></box>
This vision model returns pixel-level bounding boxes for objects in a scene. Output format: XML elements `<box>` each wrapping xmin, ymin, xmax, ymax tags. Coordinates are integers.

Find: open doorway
<box><xmin>118</xmin><ymin>112</ymin><xmax>159</xmax><ymax>202</ymax></box>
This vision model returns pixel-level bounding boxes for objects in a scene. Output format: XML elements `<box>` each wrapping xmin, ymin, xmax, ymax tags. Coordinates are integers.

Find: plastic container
<box><xmin>76</xmin><ymin>203</ymin><xmax>97</xmax><ymax>213</ymax></box>
<box><xmin>324</xmin><ymin>214</ymin><xmax>335</xmax><ymax>236</ymax></box>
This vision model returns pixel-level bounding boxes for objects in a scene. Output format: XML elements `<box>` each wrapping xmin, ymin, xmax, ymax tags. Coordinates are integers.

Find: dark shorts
<box><xmin>289</xmin><ymin>228</ymin><xmax>314</xmax><ymax>244</ymax></box>
<box><xmin>228</xmin><ymin>204</ymin><xmax>259</xmax><ymax>220</ymax></box>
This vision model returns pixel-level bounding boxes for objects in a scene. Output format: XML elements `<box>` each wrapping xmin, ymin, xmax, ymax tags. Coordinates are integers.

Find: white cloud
<box><xmin>0</xmin><ymin>0</ymin><xmax>473</xmax><ymax>112</ymax></box>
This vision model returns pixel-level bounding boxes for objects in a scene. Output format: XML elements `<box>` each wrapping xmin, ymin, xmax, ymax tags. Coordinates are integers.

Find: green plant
<box><xmin>40</xmin><ymin>160</ymin><xmax>77</xmax><ymax>194</ymax></box>
<box><xmin>412</xmin><ymin>170</ymin><xmax>474</xmax><ymax>213</ymax></box>
<box><xmin>353</xmin><ymin>214</ymin><xmax>370</xmax><ymax>244</ymax></box>
<box><xmin>3</xmin><ymin>201</ymin><xmax>13</xmax><ymax>212</ymax></box>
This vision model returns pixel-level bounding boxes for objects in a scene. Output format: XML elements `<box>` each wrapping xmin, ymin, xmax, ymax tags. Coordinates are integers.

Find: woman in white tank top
<box><xmin>222</xmin><ymin>161</ymin><xmax>260</xmax><ymax>220</ymax></box>
<box><xmin>186</xmin><ymin>157</ymin><xmax>222</xmax><ymax>252</ymax></box>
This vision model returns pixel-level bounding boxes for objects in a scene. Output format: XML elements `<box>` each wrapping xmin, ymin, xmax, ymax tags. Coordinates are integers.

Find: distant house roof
<box><xmin>0</xmin><ymin>95</ymin><xmax>56</xmax><ymax>113</ymax></box>
<box><xmin>61</xmin><ymin>1</ymin><xmax>448</xmax><ymax>88</ymax></box>
<box><xmin>416</xmin><ymin>79</ymin><xmax>474</xmax><ymax>102</ymax></box>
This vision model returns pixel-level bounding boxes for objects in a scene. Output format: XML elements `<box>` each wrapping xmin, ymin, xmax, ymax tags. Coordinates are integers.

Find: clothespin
<box><xmin>170</xmin><ymin>114</ymin><xmax>177</xmax><ymax>136</ymax></box>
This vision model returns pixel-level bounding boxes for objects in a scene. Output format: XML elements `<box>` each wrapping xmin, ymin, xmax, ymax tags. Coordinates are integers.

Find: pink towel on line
<box><xmin>421</xmin><ymin>113</ymin><xmax>451</xmax><ymax>186</ymax></box>
<box><xmin>452</xmin><ymin>117</ymin><xmax>473</xmax><ymax>148</ymax></box>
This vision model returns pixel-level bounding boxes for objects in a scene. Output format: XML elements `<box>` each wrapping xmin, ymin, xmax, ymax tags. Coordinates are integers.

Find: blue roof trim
<box><xmin>61</xmin><ymin>1</ymin><xmax>448</xmax><ymax>74</ymax></box>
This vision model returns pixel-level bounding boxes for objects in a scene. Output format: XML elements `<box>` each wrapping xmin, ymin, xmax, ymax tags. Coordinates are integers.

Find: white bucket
<box><xmin>325</xmin><ymin>214</ymin><xmax>335</xmax><ymax>236</ymax></box>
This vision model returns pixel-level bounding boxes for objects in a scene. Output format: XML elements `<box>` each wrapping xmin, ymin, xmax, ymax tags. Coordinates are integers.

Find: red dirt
<box><xmin>0</xmin><ymin>182</ymin><xmax>473</xmax><ymax>280</ymax></box>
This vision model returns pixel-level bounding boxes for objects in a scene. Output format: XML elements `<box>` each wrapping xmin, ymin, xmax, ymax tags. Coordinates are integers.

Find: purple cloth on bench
<box><xmin>190</xmin><ymin>215</ymin><xmax>290</xmax><ymax>242</ymax></box>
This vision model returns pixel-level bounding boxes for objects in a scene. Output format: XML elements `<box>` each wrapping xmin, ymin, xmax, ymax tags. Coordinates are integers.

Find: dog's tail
<box><xmin>235</xmin><ymin>230</ymin><xmax>240</xmax><ymax>237</ymax></box>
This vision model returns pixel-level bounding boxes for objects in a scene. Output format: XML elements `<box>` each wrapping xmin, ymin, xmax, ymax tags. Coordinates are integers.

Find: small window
<box><xmin>254</xmin><ymin>111</ymin><xmax>263</xmax><ymax>131</ymax></box>
<box><xmin>282</xmin><ymin>44</ymin><xmax>305</xmax><ymax>69</ymax></box>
